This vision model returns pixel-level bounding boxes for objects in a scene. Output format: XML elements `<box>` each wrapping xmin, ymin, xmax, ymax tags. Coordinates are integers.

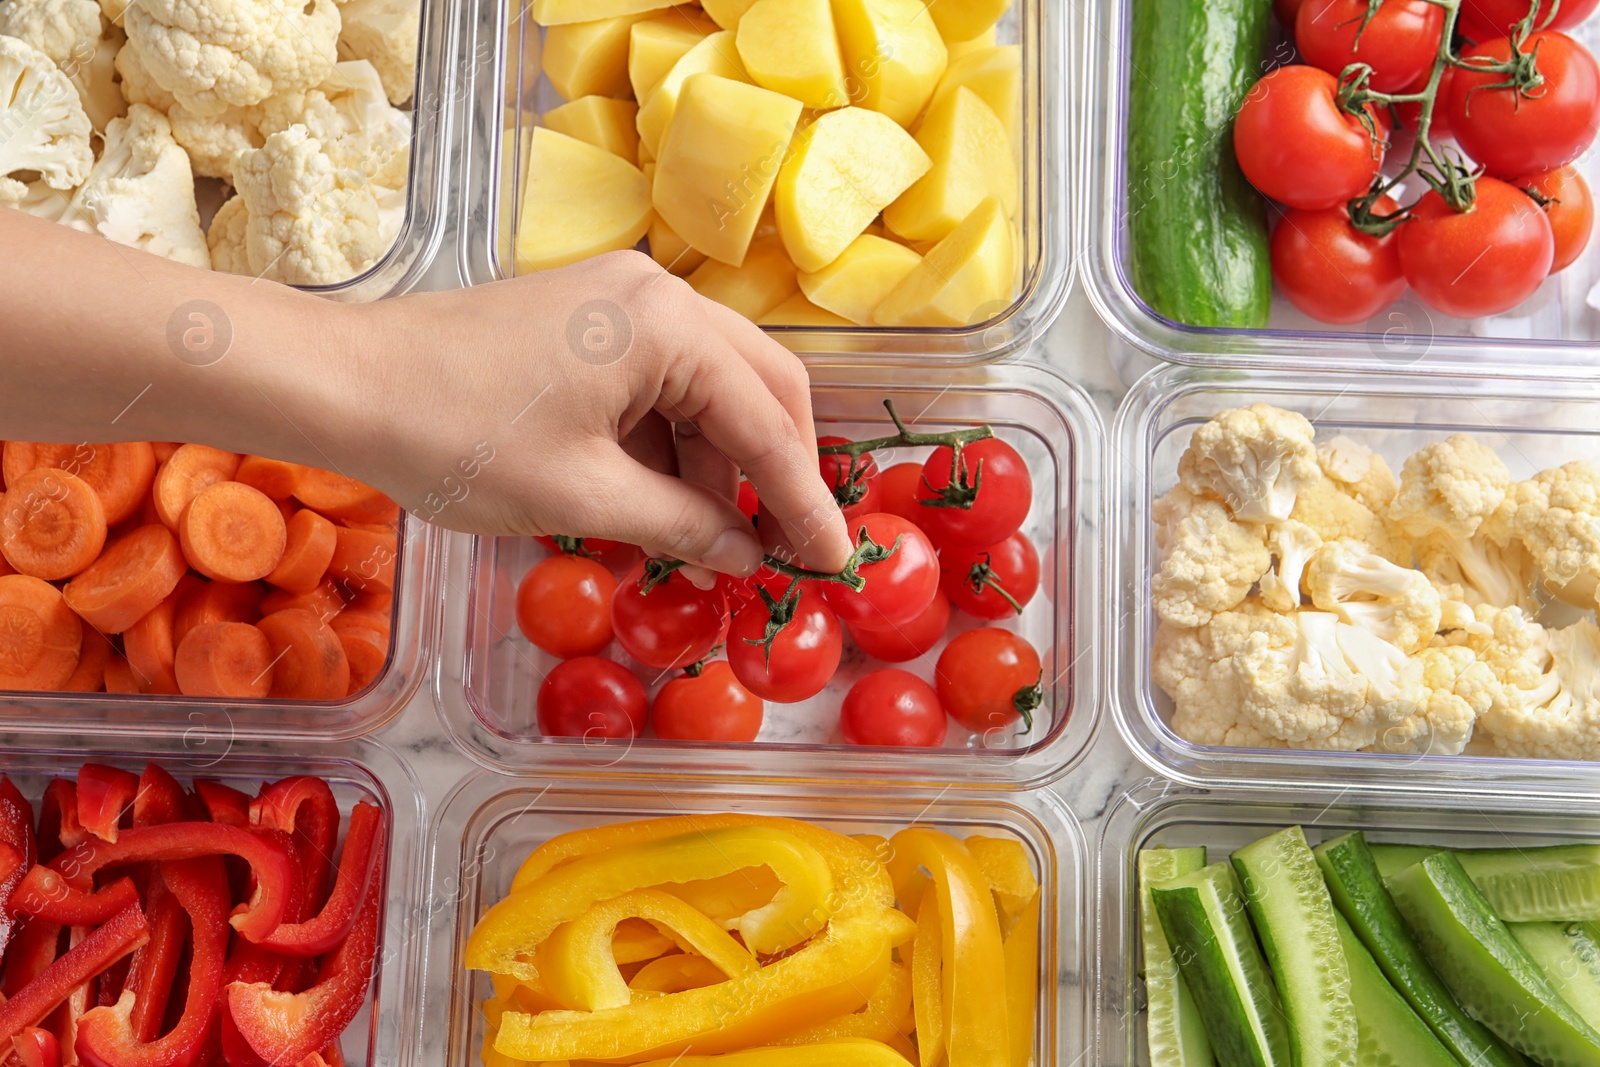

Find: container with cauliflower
<box><xmin>1117</xmin><ymin>367</ymin><xmax>1600</xmax><ymax>789</ymax></box>
<box><xmin>0</xmin><ymin>0</ymin><xmax>439</xmax><ymax>294</ymax></box>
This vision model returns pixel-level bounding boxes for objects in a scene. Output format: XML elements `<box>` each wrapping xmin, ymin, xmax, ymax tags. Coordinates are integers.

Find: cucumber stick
<box><xmin>1231</xmin><ymin>827</ymin><xmax>1357</xmax><ymax>1067</ymax></box>
<box><xmin>1152</xmin><ymin>863</ymin><xmax>1290</xmax><ymax>1067</ymax></box>
<box><xmin>1458</xmin><ymin>846</ymin><xmax>1600</xmax><ymax>922</ymax></box>
<box><xmin>1371</xmin><ymin>844</ymin><xmax>1442</xmax><ymax>880</ymax></box>
<box><xmin>1388</xmin><ymin>852</ymin><xmax>1600</xmax><ymax>1067</ymax></box>
<box><xmin>1315</xmin><ymin>833</ymin><xmax>1526</xmax><ymax>1067</ymax></box>
<box><xmin>1336</xmin><ymin>910</ymin><xmax>1458</xmax><ymax>1067</ymax></box>
<box><xmin>1140</xmin><ymin>848</ymin><xmax>1213</xmax><ymax>1067</ymax></box>
<box><xmin>1509</xmin><ymin>922</ymin><xmax>1600</xmax><ymax>1033</ymax></box>
<box><xmin>1126</xmin><ymin>0</ymin><xmax>1271</xmax><ymax>327</ymax></box>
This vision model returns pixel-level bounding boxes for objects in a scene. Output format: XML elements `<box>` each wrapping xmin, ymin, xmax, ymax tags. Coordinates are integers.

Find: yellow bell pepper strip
<box><xmin>541</xmin><ymin>889</ymin><xmax>758</xmax><ymax>1010</ymax></box>
<box><xmin>886</xmin><ymin>829</ymin><xmax>1009</xmax><ymax>1067</ymax></box>
<box><xmin>1003</xmin><ymin>891</ymin><xmax>1040</xmax><ymax>1067</ymax></box>
<box><xmin>664</xmin><ymin>868</ymin><xmax>783</xmax><ymax>924</ymax></box>
<box><xmin>491</xmin><ymin>972</ymin><xmax>562</xmax><ymax>1012</ymax></box>
<box><xmin>964</xmin><ymin>838</ymin><xmax>1040</xmax><ymax>934</ymax></box>
<box><xmin>773</xmin><ymin>962</ymin><xmax>916</xmax><ymax>1062</ymax></box>
<box><xmin>912</xmin><ymin>897</ymin><xmax>945</xmax><ymax>1067</ymax></box>
<box><xmin>511</xmin><ymin>815</ymin><xmax>780</xmax><ymax>891</ymax></box>
<box><xmin>627</xmin><ymin>1039</ymin><xmax>917</xmax><ymax>1066</ymax></box>
<box><xmin>628</xmin><ymin>954</ymin><xmax>728</xmax><ymax>994</ymax></box>
<box><xmin>611</xmin><ymin>919</ymin><xmax>676</xmax><ymax>965</ymax></box>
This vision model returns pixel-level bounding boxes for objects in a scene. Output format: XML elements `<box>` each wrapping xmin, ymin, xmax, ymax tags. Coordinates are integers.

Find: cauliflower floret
<box><xmin>1474</xmin><ymin>617</ymin><xmax>1600</xmax><ymax>760</ymax></box>
<box><xmin>1413</xmin><ymin>529</ymin><xmax>1539</xmax><ymax>612</ymax></box>
<box><xmin>1372</xmin><ymin>643</ymin><xmax>1494</xmax><ymax>756</ymax></box>
<box><xmin>206</xmin><ymin>192</ymin><xmax>250</xmax><ymax>273</ymax></box>
<box><xmin>1178</xmin><ymin>404</ymin><xmax>1320</xmax><ymax>523</ymax></box>
<box><xmin>122</xmin><ymin>0</ymin><xmax>339</xmax><ymax>116</ymax></box>
<box><xmin>1317</xmin><ymin>436</ymin><xmax>1399</xmax><ymax>512</ymax></box>
<box><xmin>1151</xmin><ymin>493</ymin><xmax>1270</xmax><ymax>628</ymax></box>
<box><xmin>1389</xmin><ymin>434</ymin><xmax>1513</xmax><ymax>542</ymax></box>
<box><xmin>0</xmin><ymin>177</ymin><xmax>73</xmax><ymax>218</ymax></box>
<box><xmin>113</xmin><ymin>35</ymin><xmax>175</xmax><ymax>110</ymax></box>
<box><xmin>0</xmin><ymin>0</ymin><xmax>126</xmax><ymax>131</ymax></box>
<box><xmin>1502</xmin><ymin>461</ymin><xmax>1600</xmax><ymax>607</ymax></box>
<box><xmin>1305</xmin><ymin>541</ymin><xmax>1442</xmax><ymax>654</ymax></box>
<box><xmin>1155</xmin><ymin>603</ymin><xmax>1290</xmax><ymax>749</ymax></box>
<box><xmin>167</xmin><ymin>101</ymin><xmax>261</xmax><ymax>179</ymax></box>
<box><xmin>1259</xmin><ymin>520</ymin><xmax>1322</xmax><ymax>613</ymax></box>
<box><xmin>266</xmin><ymin>59</ymin><xmax>409</xmax><ymax>188</ymax></box>
<box><xmin>0</xmin><ymin>35</ymin><xmax>93</xmax><ymax>198</ymax></box>
<box><xmin>1291</xmin><ymin>475</ymin><xmax>1411</xmax><ymax>564</ymax></box>
<box><xmin>336</xmin><ymin>0</ymin><xmax>416</xmax><ymax>105</ymax></box>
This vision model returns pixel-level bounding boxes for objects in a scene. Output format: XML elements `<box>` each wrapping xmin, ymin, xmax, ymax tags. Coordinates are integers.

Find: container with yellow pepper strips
<box><xmin>459</xmin><ymin>812</ymin><xmax>1041</xmax><ymax>1066</ymax></box>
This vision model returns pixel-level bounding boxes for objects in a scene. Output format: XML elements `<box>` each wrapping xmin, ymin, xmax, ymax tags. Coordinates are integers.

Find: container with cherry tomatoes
<box><xmin>433</xmin><ymin>367</ymin><xmax>1103</xmax><ymax>787</ymax></box>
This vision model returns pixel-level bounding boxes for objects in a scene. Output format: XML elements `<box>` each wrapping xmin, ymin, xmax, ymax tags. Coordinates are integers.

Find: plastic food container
<box><xmin>1083</xmin><ymin>0</ymin><xmax>1600</xmax><ymax>379</ymax></box>
<box><xmin>432</xmin><ymin>363</ymin><xmax>1102</xmax><ymax>786</ymax></box>
<box><xmin>1112</xmin><ymin>364</ymin><xmax>1600</xmax><ymax>792</ymax></box>
<box><xmin>450</xmin><ymin>0</ymin><xmax>1076</xmax><ymax>365</ymax></box>
<box><xmin>0</xmin><ymin>735</ymin><xmax>425</xmax><ymax>1067</ymax></box>
<box><xmin>1096</xmin><ymin>779</ymin><xmax>1600</xmax><ymax>1067</ymax></box>
<box><xmin>420</xmin><ymin>773</ymin><xmax>1086</xmax><ymax>1067</ymax></box>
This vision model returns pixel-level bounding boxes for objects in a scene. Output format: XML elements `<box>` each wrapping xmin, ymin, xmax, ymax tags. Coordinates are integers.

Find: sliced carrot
<box><xmin>331</xmin><ymin>621</ymin><xmax>387</xmax><ymax>696</ymax></box>
<box><xmin>327</xmin><ymin>527</ymin><xmax>397</xmax><ymax>595</ymax></box>
<box><xmin>122</xmin><ymin>575</ymin><xmax>201</xmax><ymax>696</ymax></box>
<box><xmin>0</xmin><ymin>575</ymin><xmax>83</xmax><ymax>690</ymax></box>
<box><xmin>348</xmin><ymin>588</ymin><xmax>392</xmax><ymax>615</ymax></box>
<box><xmin>151</xmin><ymin>443</ymin><xmax>181</xmax><ymax>464</ymax></box>
<box><xmin>151</xmin><ymin>445</ymin><xmax>240</xmax><ymax>531</ymax></box>
<box><xmin>254</xmin><ymin>609</ymin><xmax>349</xmax><ymax>700</ymax></box>
<box><xmin>265</xmin><ymin>510</ymin><xmax>337</xmax><ymax>595</ymax></box>
<box><xmin>0</xmin><ymin>548</ymin><xmax>14</xmax><ymax>578</ymax></box>
<box><xmin>260</xmin><ymin>579</ymin><xmax>344</xmax><ymax>623</ymax></box>
<box><xmin>173</xmin><ymin>581</ymin><xmax>264</xmax><ymax>648</ymax></box>
<box><xmin>329</xmin><ymin>608</ymin><xmax>390</xmax><ymax>643</ymax></box>
<box><xmin>62</xmin><ymin>628</ymin><xmax>114</xmax><ymax>693</ymax></box>
<box><xmin>274</xmin><ymin>499</ymin><xmax>298</xmax><ymax>525</ymax></box>
<box><xmin>235</xmin><ymin>456</ymin><xmax>308</xmax><ymax>501</ymax></box>
<box><xmin>292</xmin><ymin>469</ymin><xmax>395</xmax><ymax>525</ymax></box>
<box><xmin>173</xmin><ymin>621</ymin><xmax>274</xmax><ymax>699</ymax></box>
<box><xmin>103</xmin><ymin>656</ymin><xmax>140</xmax><ymax>694</ymax></box>
<box><xmin>178</xmin><ymin>482</ymin><xmax>287</xmax><ymax>583</ymax></box>
<box><xmin>2</xmin><ymin>443</ymin><xmax>157</xmax><ymax>527</ymax></box>
<box><xmin>0</xmin><ymin>469</ymin><xmax>108</xmax><ymax>580</ymax></box>
<box><xmin>63</xmin><ymin>525</ymin><xmax>188</xmax><ymax>634</ymax></box>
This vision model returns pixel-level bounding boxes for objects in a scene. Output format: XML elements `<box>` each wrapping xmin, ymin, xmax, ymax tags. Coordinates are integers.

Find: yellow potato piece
<box><xmin>653</xmin><ymin>74</ymin><xmax>802</xmax><ymax>266</ymax></box>
<box><xmin>874</xmin><ymin>196</ymin><xmax>1013</xmax><ymax>326</ymax></box>
<box><xmin>634</xmin><ymin>30</ymin><xmax>748</xmax><ymax>159</ymax></box>
<box><xmin>947</xmin><ymin>24</ymin><xmax>997</xmax><ymax>61</ymax></box>
<box><xmin>797</xmin><ymin>234</ymin><xmax>922</xmax><ymax>324</ymax></box>
<box><xmin>775</xmin><ymin>106</ymin><xmax>931</xmax><ymax>272</ymax></box>
<box><xmin>922</xmin><ymin>0</ymin><xmax>1010</xmax><ymax>43</ymax></box>
<box><xmin>833</xmin><ymin>0</ymin><xmax>947</xmax><ymax>128</ymax></box>
<box><xmin>758</xmin><ymin>293</ymin><xmax>853</xmax><ymax>326</ymax></box>
<box><xmin>533</xmin><ymin>0</ymin><xmax>674</xmax><ymax>26</ymax></box>
<box><xmin>543</xmin><ymin>13</ymin><xmax>653</xmax><ymax>99</ymax></box>
<box><xmin>544</xmin><ymin>96</ymin><xmax>641</xmax><ymax>159</ymax></box>
<box><xmin>929</xmin><ymin>44</ymin><xmax>1021</xmax><ymax>150</ymax></box>
<box><xmin>647</xmin><ymin>213</ymin><xmax>708</xmax><ymax>274</ymax></box>
<box><xmin>736</xmin><ymin>0</ymin><xmax>849</xmax><ymax>109</ymax></box>
<box><xmin>629</xmin><ymin>12</ymin><xmax>717</xmax><ymax>99</ymax></box>
<box><xmin>883</xmin><ymin>86</ymin><xmax>1015</xmax><ymax>242</ymax></box>
<box><xmin>701</xmin><ymin>0</ymin><xmax>758</xmax><ymax>28</ymax></box>
<box><xmin>687</xmin><ymin>237</ymin><xmax>798</xmax><ymax>319</ymax></box>
<box><xmin>516</xmin><ymin>127</ymin><xmax>653</xmax><ymax>272</ymax></box>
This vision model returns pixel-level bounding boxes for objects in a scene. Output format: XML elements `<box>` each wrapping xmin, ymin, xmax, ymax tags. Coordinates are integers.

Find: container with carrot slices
<box><xmin>0</xmin><ymin>442</ymin><xmax>438</xmax><ymax>741</ymax></box>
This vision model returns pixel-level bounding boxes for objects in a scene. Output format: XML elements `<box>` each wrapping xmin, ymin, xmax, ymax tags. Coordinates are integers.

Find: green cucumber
<box><xmin>1125</xmin><ymin>0</ymin><xmax>1271</xmax><ymax>327</ymax></box>
<box><xmin>1388</xmin><ymin>852</ymin><xmax>1600</xmax><ymax>1067</ymax></box>
<box><xmin>1152</xmin><ymin>863</ymin><xmax>1290</xmax><ymax>1067</ymax></box>
<box><xmin>1314</xmin><ymin>832</ymin><xmax>1525</xmax><ymax>1067</ymax></box>
<box><xmin>1231</xmin><ymin>827</ymin><xmax>1356</xmax><ymax>1067</ymax></box>
<box><xmin>1371</xmin><ymin>844</ymin><xmax>1442</xmax><ymax>880</ymax></box>
<box><xmin>1457</xmin><ymin>846</ymin><xmax>1600</xmax><ymax>922</ymax></box>
<box><xmin>1336</xmin><ymin>910</ymin><xmax>1459</xmax><ymax>1067</ymax></box>
<box><xmin>1509</xmin><ymin>922</ymin><xmax>1600</xmax><ymax>1033</ymax></box>
<box><xmin>1140</xmin><ymin>848</ymin><xmax>1214</xmax><ymax>1067</ymax></box>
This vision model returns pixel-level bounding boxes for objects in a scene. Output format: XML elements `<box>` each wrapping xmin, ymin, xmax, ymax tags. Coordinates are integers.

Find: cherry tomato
<box><xmin>1524</xmin><ymin>165</ymin><xmax>1595</xmax><ymax>272</ymax></box>
<box><xmin>1398</xmin><ymin>177</ymin><xmax>1554</xmax><ymax>317</ymax></box>
<box><xmin>537</xmin><ymin>656</ymin><xmax>648</xmax><ymax>738</ymax></box>
<box><xmin>1458</xmin><ymin>0</ymin><xmax>1600</xmax><ymax>43</ymax></box>
<box><xmin>611</xmin><ymin>561</ymin><xmax>728</xmax><ymax>670</ymax></box>
<box><xmin>1296</xmin><ymin>0</ymin><xmax>1445</xmax><ymax>93</ymax></box>
<box><xmin>875</xmin><ymin>463</ymin><xmax>926</xmax><ymax>524</ymax></box>
<box><xmin>736</xmin><ymin>481</ymin><xmax>760</xmax><ymax>523</ymax></box>
<box><xmin>916</xmin><ymin>438</ymin><xmax>1032</xmax><ymax>549</ymax></box>
<box><xmin>822</xmin><ymin>513</ymin><xmax>939</xmax><ymax>629</ymax></box>
<box><xmin>817</xmin><ymin>436</ymin><xmax>882</xmax><ymax>523</ymax></box>
<box><xmin>848</xmin><ymin>589</ymin><xmax>951</xmax><ymax>663</ymax></box>
<box><xmin>1393</xmin><ymin>68</ymin><xmax>1454</xmax><ymax>140</ymax></box>
<box><xmin>722</xmin><ymin>560</ymin><xmax>797</xmax><ymax>618</ymax></box>
<box><xmin>1448</xmin><ymin>32</ymin><xmax>1600</xmax><ymax>179</ymax></box>
<box><xmin>1270</xmin><ymin>197</ymin><xmax>1407</xmax><ymax>324</ymax></box>
<box><xmin>1275</xmin><ymin>0</ymin><xmax>1312</xmax><ymax>30</ymax></box>
<box><xmin>535</xmin><ymin>535</ymin><xmax>639</xmax><ymax>572</ymax></box>
<box><xmin>840</xmin><ymin>669</ymin><xmax>947</xmax><ymax>747</ymax></box>
<box><xmin>727</xmin><ymin>588</ymin><xmax>842</xmax><ymax>703</ymax></box>
<box><xmin>515</xmin><ymin>554</ymin><xmax>617</xmax><ymax>659</ymax></box>
<box><xmin>941</xmin><ymin>532</ymin><xmax>1041</xmax><ymax>620</ymax></box>
<box><xmin>1234</xmin><ymin>66</ymin><xmax>1386</xmax><ymax>211</ymax></box>
<box><xmin>653</xmin><ymin>661</ymin><xmax>764</xmax><ymax>742</ymax></box>
<box><xmin>935</xmin><ymin>628</ymin><xmax>1043</xmax><ymax>734</ymax></box>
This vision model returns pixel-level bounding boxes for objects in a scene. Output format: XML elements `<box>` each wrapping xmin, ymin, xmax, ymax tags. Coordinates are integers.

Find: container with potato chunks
<box><xmin>456</xmin><ymin>0</ymin><xmax>1073</xmax><ymax>364</ymax></box>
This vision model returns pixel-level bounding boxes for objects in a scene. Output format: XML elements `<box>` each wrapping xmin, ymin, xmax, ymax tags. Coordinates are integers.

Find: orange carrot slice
<box><xmin>103</xmin><ymin>656</ymin><xmax>140</xmax><ymax>694</ymax></box>
<box><xmin>331</xmin><ymin>621</ymin><xmax>387</xmax><ymax>696</ymax></box>
<box><xmin>173</xmin><ymin>581</ymin><xmax>264</xmax><ymax>647</ymax></box>
<box><xmin>292</xmin><ymin>470</ymin><xmax>395</xmax><ymax>525</ymax></box>
<box><xmin>329</xmin><ymin>608</ymin><xmax>390</xmax><ymax>644</ymax></box>
<box><xmin>327</xmin><ymin>528</ymin><xmax>396</xmax><ymax>595</ymax></box>
<box><xmin>265</xmin><ymin>510</ymin><xmax>336</xmax><ymax>595</ymax></box>
<box><xmin>151</xmin><ymin>443</ymin><xmax>181</xmax><ymax>464</ymax></box>
<box><xmin>2</xmin><ymin>443</ymin><xmax>156</xmax><ymax>526</ymax></box>
<box><xmin>0</xmin><ymin>575</ymin><xmax>83</xmax><ymax>690</ymax></box>
<box><xmin>348</xmin><ymin>588</ymin><xmax>392</xmax><ymax>615</ymax></box>
<box><xmin>63</xmin><ymin>525</ymin><xmax>188</xmax><ymax>634</ymax></box>
<box><xmin>254</xmin><ymin>609</ymin><xmax>349</xmax><ymax>700</ymax></box>
<box><xmin>174</xmin><ymin>621</ymin><xmax>274</xmax><ymax>699</ymax></box>
<box><xmin>62</xmin><ymin>628</ymin><xmax>114</xmax><ymax>693</ymax></box>
<box><xmin>151</xmin><ymin>445</ymin><xmax>240</xmax><ymax>531</ymax></box>
<box><xmin>260</xmin><ymin>579</ymin><xmax>344</xmax><ymax>623</ymax></box>
<box><xmin>0</xmin><ymin>469</ymin><xmax>107</xmax><ymax>580</ymax></box>
<box><xmin>235</xmin><ymin>457</ymin><xmax>308</xmax><ymax>501</ymax></box>
<box><xmin>178</xmin><ymin>482</ymin><xmax>287</xmax><ymax>583</ymax></box>
<box><xmin>0</xmin><ymin>549</ymin><xmax>15</xmax><ymax>578</ymax></box>
<box><xmin>122</xmin><ymin>576</ymin><xmax>201</xmax><ymax>696</ymax></box>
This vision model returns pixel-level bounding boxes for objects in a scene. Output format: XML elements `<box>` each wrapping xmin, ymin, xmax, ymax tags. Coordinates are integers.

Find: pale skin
<box><xmin>0</xmin><ymin>210</ymin><xmax>854</xmax><ymax>580</ymax></box>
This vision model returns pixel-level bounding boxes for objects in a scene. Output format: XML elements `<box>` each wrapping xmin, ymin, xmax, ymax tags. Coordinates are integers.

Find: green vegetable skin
<box><xmin>1336</xmin><ymin>910</ymin><xmax>1458</xmax><ymax>1067</ymax></box>
<box><xmin>1126</xmin><ymin>0</ymin><xmax>1271</xmax><ymax>327</ymax></box>
<box><xmin>1508</xmin><ymin>922</ymin><xmax>1600</xmax><ymax>1033</ymax></box>
<box><xmin>1140</xmin><ymin>848</ymin><xmax>1214</xmax><ymax>1067</ymax></box>
<box><xmin>1373</xmin><ymin>843</ymin><xmax>1600</xmax><ymax>922</ymax></box>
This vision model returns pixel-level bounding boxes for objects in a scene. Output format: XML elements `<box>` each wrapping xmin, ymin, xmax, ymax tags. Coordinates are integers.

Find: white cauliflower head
<box><xmin>1259</xmin><ymin>520</ymin><xmax>1322</xmax><ymax>613</ymax></box>
<box><xmin>206</xmin><ymin>191</ymin><xmax>250</xmax><ymax>272</ymax></box>
<box><xmin>113</xmin><ymin>34</ymin><xmax>175</xmax><ymax>110</ymax></box>
<box><xmin>1475</xmin><ymin>617</ymin><xmax>1600</xmax><ymax>761</ymax></box>
<box><xmin>1154</xmin><ymin>603</ymin><xmax>1290</xmax><ymax>750</ymax></box>
<box><xmin>1413</xmin><ymin>528</ymin><xmax>1539</xmax><ymax>613</ymax></box>
<box><xmin>1372</xmin><ymin>643</ymin><xmax>1494</xmax><ymax>756</ymax></box>
<box><xmin>1389</xmin><ymin>434</ymin><xmax>1513</xmax><ymax>542</ymax></box>
<box><xmin>1291</xmin><ymin>475</ymin><xmax>1411</xmax><ymax>564</ymax></box>
<box><xmin>1503</xmin><ymin>461</ymin><xmax>1600</xmax><ymax>607</ymax></box>
<box><xmin>0</xmin><ymin>35</ymin><xmax>93</xmax><ymax>197</ymax></box>
<box><xmin>0</xmin><ymin>0</ymin><xmax>126</xmax><ymax>131</ymax></box>
<box><xmin>1150</xmin><ymin>491</ymin><xmax>1270</xmax><ymax>628</ymax></box>
<box><xmin>1317</xmin><ymin>436</ymin><xmax>1399</xmax><ymax>512</ymax></box>
<box><xmin>1177</xmin><ymin>404</ymin><xmax>1320</xmax><ymax>523</ymax></box>
<box><xmin>166</xmin><ymin>101</ymin><xmax>261</xmax><ymax>179</ymax></box>
<box><xmin>1305</xmin><ymin>540</ymin><xmax>1442</xmax><ymax>654</ymax></box>
<box><xmin>336</xmin><ymin>0</ymin><xmax>417</xmax><ymax>105</ymax></box>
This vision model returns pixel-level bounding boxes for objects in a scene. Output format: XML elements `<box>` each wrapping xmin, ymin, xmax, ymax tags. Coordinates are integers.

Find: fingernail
<box><xmin>701</xmin><ymin>528</ymin><xmax>764</xmax><ymax>578</ymax></box>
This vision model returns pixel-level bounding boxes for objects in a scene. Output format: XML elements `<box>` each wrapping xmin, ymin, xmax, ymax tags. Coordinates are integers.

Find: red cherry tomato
<box><xmin>817</xmin><ymin>436</ymin><xmax>882</xmax><ymax>523</ymax></box>
<box><xmin>1270</xmin><ymin>197</ymin><xmax>1407</xmax><ymax>324</ymax></box>
<box><xmin>1524</xmin><ymin>165</ymin><xmax>1595</xmax><ymax>272</ymax></box>
<box><xmin>515</xmin><ymin>554</ymin><xmax>617</xmax><ymax>659</ymax></box>
<box><xmin>875</xmin><ymin>462</ymin><xmax>925</xmax><ymax>524</ymax></box>
<box><xmin>1393</xmin><ymin>68</ymin><xmax>1454</xmax><ymax>139</ymax></box>
<box><xmin>1234</xmin><ymin>65</ymin><xmax>1386</xmax><ymax>211</ymax></box>
<box><xmin>653</xmin><ymin>661</ymin><xmax>764</xmax><ymax>742</ymax></box>
<box><xmin>916</xmin><ymin>438</ymin><xmax>1032</xmax><ymax>549</ymax></box>
<box><xmin>1296</xmin><ymin>0</ymin><xmax>1445</xmax><ymax>93</ymax></box>
<box><xmin>535</xmin><ymin>535</ymin><xmax>640</xmax><ymax>573</ymax></box>
<box><xmin>848</xmin><ymin>589</ymin><xmax>951</xmax><ymax>663</ymax></box>
<box><xmin>727</xmin><ymin>588</ymin><xmax>842</xmax><ymax>703</ymax></box>
<box><xmin>722</xmin><ymin>560</ymin><xmax>798</xmax><ymax>617</ymax></box>
<box><xmin>736</xmin><ymin>481</ymin><xmax>760</xmax><ymax>523</ymax></box>
<box><xmin>1275</xmin><ymin>0</ymin><xmax>1312</xmax><ymax>31</ymax></box>
<box><xmin>1458</xmin><ymin>0</ymin><xmax>1600</xmax><ymax>43</ymax></box>
<box><xmin>537</xmin><ymin>656</ymin><xmax>648</xmax><ymax>738</ymax></box>
<box><xmin>935</xmin><ymin>628</ymin><xmax>1043</xmax><ymax>734</ymax></box>
<box><xmin>1448</xmin><ymin>32</ymin><xmax>1600</xmax><ymax>179</ymax></box>
<box><xmin>822</xmin><ymin>513</ymin><xmax>939</xmax><ymax>629</ymax></box>
<box><xmin>611</xmin><ymin>561</ymin><xmax>728</xmax><ymax>670</ymax></box>
<box><xmin>1398</xmin><ymin>177</ymin><xmax>1554</xmax><ymax>317</ymax></box>
<box><xmin>941</xmin><ymin>532</ymin><xmax>1041</xmax><ymax>621</ymax></box>
<box><xmin>840</xmin><ymin>669</ymin><xmax>948</xmax><ymax>747</ymax></box>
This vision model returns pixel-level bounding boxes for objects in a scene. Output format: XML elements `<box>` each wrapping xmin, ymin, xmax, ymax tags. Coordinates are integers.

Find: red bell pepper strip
<box><xmin>50</xmin><ymin>823</ymin><xmax>296</xmax><ymax>943</ymax></box>
<box><xmin>37</xmin><ymin>782</ymin><xmax>85</xmax><ymax>865</ymax></box>
<box><xmin>0</xmin><ymin>777</ymin><xmax>37</xmax><ymax>958</ymax></box>
<box><xmin>76</xmin><ymin>767</ymin><xmax>140</xmax><ymax>845</ymax></box>
<box><xmin>0</xmin><ymin>903</ymin><xmax>148</xmax><ymax>1048</ymax></box>
<box><xmin>8</xmin><ymin>870</ymin><xmax>140</xmax><ymax>926</ymax></box>
<box><xmin>250</xmin><ymin>779</ymin><xmax>339</xmax><ymax>916</ymax></box>
<box><xmin>254</xmin><ymin>803</ymin><xmax>383</xmax><ymax>958</ymax></box>
<box><xmin>3</xmin><ymin>918</ymin><xmax>63</xmax><ymax>997</ymax></box>
<box><xmin>194</xmin><ymin>783</ymin><xmax>250</xmax><ymax>829</ymax></box>
<box><xmin>122</xmin><ymin>879</ymin><xmax>186</xmax><ymax>1045</ymax></box>
<box><xmin>132</xmin><ymin>766</ymin><xmax>189</xmax><ymax>831</ymax></box>
<box><xmin>14</xmin><ymin>1026</ymin><xmax>62</xmax><ymax>1067</ymax></box>
<box><xmin>76</xmin><ymin>856</ymin><xmax>231</xmax><ymax>1067</ymax></box>
<box><xmin>97</xmin><ymin>955</ymin><xmax>130</xmax><ymax>1008</ymax></box>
